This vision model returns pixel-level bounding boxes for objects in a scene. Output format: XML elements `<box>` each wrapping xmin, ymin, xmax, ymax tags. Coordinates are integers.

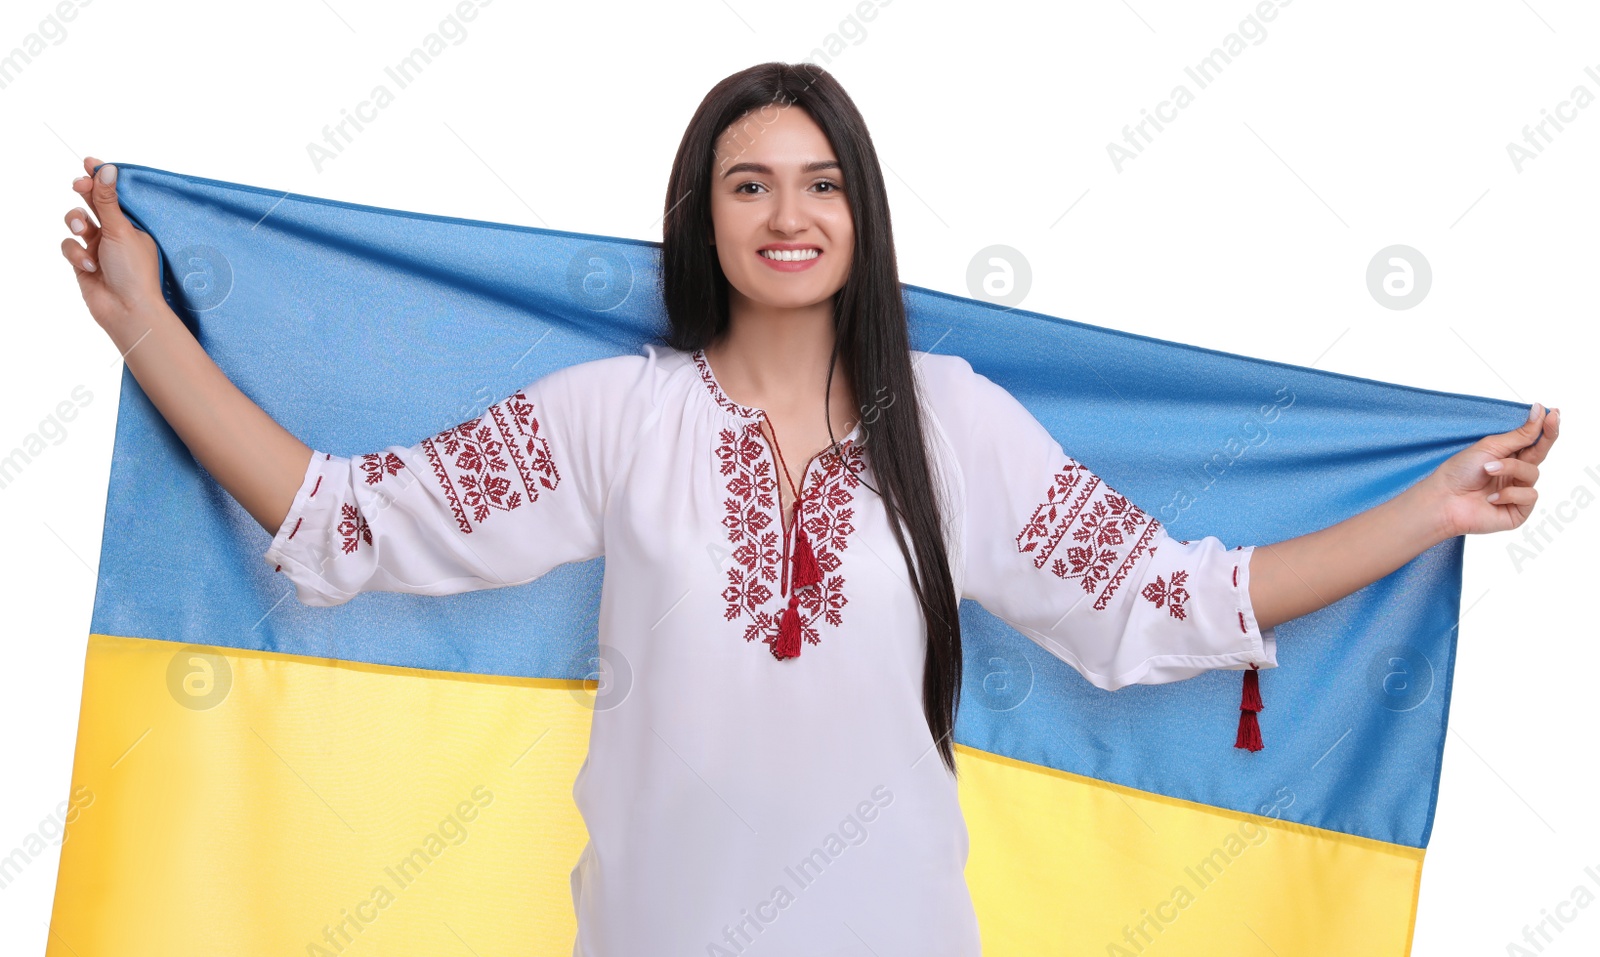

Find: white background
<box><xmin>1</xmin><ymin>0</ymin><xmax>1595</xmax><ymax>953</ymax></box>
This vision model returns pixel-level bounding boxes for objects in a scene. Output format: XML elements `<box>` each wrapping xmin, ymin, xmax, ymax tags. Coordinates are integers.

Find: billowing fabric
<box><xmin>45</xmin><ymin>162</ymin><xmax>1530</xmax><ymax>956</ymax></box>
<box><xmin>262</xmin><ymin>343</ymin><xmax>1274</xmax><ymax>954</ymax></box>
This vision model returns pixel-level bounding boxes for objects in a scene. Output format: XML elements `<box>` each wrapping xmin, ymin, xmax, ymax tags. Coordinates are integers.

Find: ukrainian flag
<box><xmin>47</xmin><ymin>164</ymin><xmax>1526</xmax><ymax>955</ymax></box>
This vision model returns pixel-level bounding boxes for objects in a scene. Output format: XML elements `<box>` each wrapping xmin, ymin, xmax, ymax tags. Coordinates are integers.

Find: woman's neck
<box><xmin>705</xmin><ymin>294</ymin><xmax>856</xmax><ymax>429</ymax></box>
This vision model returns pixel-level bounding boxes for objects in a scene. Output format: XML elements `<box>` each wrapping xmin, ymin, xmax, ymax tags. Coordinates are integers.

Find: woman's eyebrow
<box><xmin>720</xmin><ymin>160</ymin><xmax>842</xmax><ymax>179</ymax></box>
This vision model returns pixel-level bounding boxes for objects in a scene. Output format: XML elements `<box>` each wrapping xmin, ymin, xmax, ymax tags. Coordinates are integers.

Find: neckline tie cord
<box><xmin>760</xmin><ymin>412</ymin><xmax>825</xmax><ymax>660</ymax></box>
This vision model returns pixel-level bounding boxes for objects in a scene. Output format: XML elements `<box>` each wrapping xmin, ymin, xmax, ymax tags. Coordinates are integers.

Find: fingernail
<box><xmin>82</xmin><ymin>259</ymin><xmax>96</xmax><ymax>272</ymax></box>
<box><xmin>97</xmin><ymin>163</ymin><xmax>117</xmax><ymax>185</ymax></box>
<box><xmin>1528</xmin><ymin>403</ymin><xmax>1542</xmax><ymax>421</ymax></box>
<box><xmin>1484</xmin><ymin>461</ymin><xmax>1502</xmax><ymax>473</ymax></box>
<box><xmin>73</xmin><ymin>176</ymin><xmax>88</xmax><ymax>186</ymax></box>
<box><xmin>1488</xmin><ymin>491</ymin><xmax>1500</xmax><ymax>503</ymax></box>
<box><xmin>69</xmin><ymin>218</ymin><xmax>84</xmax><ymax>234</ymax></box>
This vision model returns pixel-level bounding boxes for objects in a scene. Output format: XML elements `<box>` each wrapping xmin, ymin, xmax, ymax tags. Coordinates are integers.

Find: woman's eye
<box><xmin>731</xmin><ymin>180</ymin><xmax>840</xmax><ymax>195</ymax></box>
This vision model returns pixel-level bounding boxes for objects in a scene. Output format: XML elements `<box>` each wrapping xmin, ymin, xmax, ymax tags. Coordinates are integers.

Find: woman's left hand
<box><xmin>1426</xmin><ymin>403</ymin><xmax>1561</xmax><ymax>537</ymax></box>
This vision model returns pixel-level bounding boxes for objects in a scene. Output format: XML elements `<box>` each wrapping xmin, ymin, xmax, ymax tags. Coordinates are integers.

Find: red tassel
<box><xmin>1234</xmin><ymin>664</ymin><xmax>1264</xmax><ymax>752</ymax></box>
<box><xmin>774</xmin><ymin>593</ymin><xmax>803</xmax><ymax>659</ymax></box>
<box><xmin>791</xmin><ymin>522</ymin><xmax>822</xmax><ymax>590</ymax></box>
<box><xmin>1240</xmin><ymin>664</ymin><xmax>1263</xmax><ymax>712</ymax></box>
<box><xmin>1235</xmin><ymin>709</ymin><xmax>1263</xmax><ymax>752</ymax></box>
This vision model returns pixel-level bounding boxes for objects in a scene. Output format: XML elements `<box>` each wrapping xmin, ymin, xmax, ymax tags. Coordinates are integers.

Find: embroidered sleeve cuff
<box><xmin>262</xmin><ymin>451</ymin><xmax>352</xmax><ymax>607</ymax></box>
<box><xmin>1225</xmin><ymin>543</ymin><xmax>1278</xmax><ymax>672</ymax></box>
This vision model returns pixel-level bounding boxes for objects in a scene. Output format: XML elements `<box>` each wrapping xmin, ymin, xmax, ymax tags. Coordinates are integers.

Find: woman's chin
<box><xmin>730</xmin><ymin>280</ymin><xmax>847</xmax><ymax>313</ymax></box>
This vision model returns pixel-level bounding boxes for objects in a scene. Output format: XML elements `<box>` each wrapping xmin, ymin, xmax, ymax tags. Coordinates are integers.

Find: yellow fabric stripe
<box><xmin>49</xmin><ymin>634</ymin><xmax>594</xmax><ymax>955</ymax></box>
<box><xmin>49</xmin><ymin>634</ymin><xmax>1422</xmax><ymax>956</ymax></box>
<box><xmin>958</xmin><ymin>746</ymin><xmax>1423</xmax><ymax>955</ymax></box>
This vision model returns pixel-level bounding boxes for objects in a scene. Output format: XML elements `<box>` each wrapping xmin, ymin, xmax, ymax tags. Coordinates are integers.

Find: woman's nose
<box><xmin>768</xmin><ymin>188</ymin><xmax>805</xmax><ymax>234</ymax></box>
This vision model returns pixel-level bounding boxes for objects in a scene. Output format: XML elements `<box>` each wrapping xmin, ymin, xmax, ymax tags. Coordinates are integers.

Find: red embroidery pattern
<box><xmin>1141</xmin><ymin>569</ymin><xmax>1191</xmax><ymax>620</ymax></box>
<box><xmin>717</xmin><ymin>422</ymin><xmax>782</xmax><ymax>634</ymax></box>
<box><xmin>793</xmin><ymin>446</ymin><xmax>865</xmax><ymax>637</ymax></box>
<box><xmin>692</xmin><ymin>349</ymin><xmax>764</xmax><ymax>419</ymax></box>
<box><xmin>719</xmin><ymin>428</ymin><xmax>867</xmax><ymax>654</ymax></box>
<box><xmin>338</xmin><ymin>502</ymin><xmax>371</xmax><ymax>554</ymax></box>
<box><xmin>359</xmin><ymin>452</ymin><xmax>405</xmax><ymax>484</ymax></box>
<box><xmin>694</xmin><ymin>348</ymin><xmax>868</xmax><ymax>656</ymax></box>
<box><xmin>1015</xmin><ymin>460</ymin><xmax>1171</xmax><ymax>613</ymax></box>
<box><xmin>420</xmin><ymin>390</ymin><xmax>560</xmax><ymax>534</ymax></box>
<box><xmin>492</xmin><ymin>393</ymin><xmax>561</xmax><ymax>494</ymax></box>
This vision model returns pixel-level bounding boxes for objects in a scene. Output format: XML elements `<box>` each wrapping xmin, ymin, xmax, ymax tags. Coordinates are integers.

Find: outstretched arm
<box><xmin>1248</xmin><ymin>403</ymin><xmax>1561</xmax><ymax>631</ymax></box>
<box><xmin>62</xmin><ymin>156</ymin><xmax>311</xmax><ymax>535</ymax></box>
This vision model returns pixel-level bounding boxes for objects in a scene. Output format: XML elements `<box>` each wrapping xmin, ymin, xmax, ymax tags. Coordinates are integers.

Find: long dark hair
<box><xmin>655</xmin><ymin>62</ymin><xmax>964</xmax><ymax>776</ymax></box>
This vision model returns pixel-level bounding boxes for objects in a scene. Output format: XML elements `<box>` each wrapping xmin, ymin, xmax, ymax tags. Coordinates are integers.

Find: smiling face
<box><xmin>709</xmin><ymin>103</ymin><xmax>854</xmax><ymax>314</ymax></box>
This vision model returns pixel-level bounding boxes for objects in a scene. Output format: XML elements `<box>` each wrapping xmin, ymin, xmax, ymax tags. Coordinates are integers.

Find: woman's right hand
<box><xmin>61</xmin><ymin>155</ymin><xmax>165</xmax><ymax>334</ymax></box>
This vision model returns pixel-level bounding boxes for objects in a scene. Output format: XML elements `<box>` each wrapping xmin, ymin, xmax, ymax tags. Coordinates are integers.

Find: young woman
<box><xmin>61</xmin><ymin>63</ymin><xmax>1558</xmax><ymax>956</ymax></box>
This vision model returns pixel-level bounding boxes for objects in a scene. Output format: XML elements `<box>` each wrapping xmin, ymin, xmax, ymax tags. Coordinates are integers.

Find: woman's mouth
<box><xmin>758</xmin><ymin>247</ymin><xmax>822</xmax><ymax>271</ymax></box>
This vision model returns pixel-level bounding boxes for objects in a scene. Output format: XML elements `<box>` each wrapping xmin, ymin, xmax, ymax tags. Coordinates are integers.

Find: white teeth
<box><xmin>760</xmin><ymin>248</ymin><xmax>820</xmax><ymax>261</ymax></box>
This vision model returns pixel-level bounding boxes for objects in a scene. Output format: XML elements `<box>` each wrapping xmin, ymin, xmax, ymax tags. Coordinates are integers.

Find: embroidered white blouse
<box><xmin>264</xmin><ymin>343</ymin><xmax>1278</xmax><ymax>957</ymax></box>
